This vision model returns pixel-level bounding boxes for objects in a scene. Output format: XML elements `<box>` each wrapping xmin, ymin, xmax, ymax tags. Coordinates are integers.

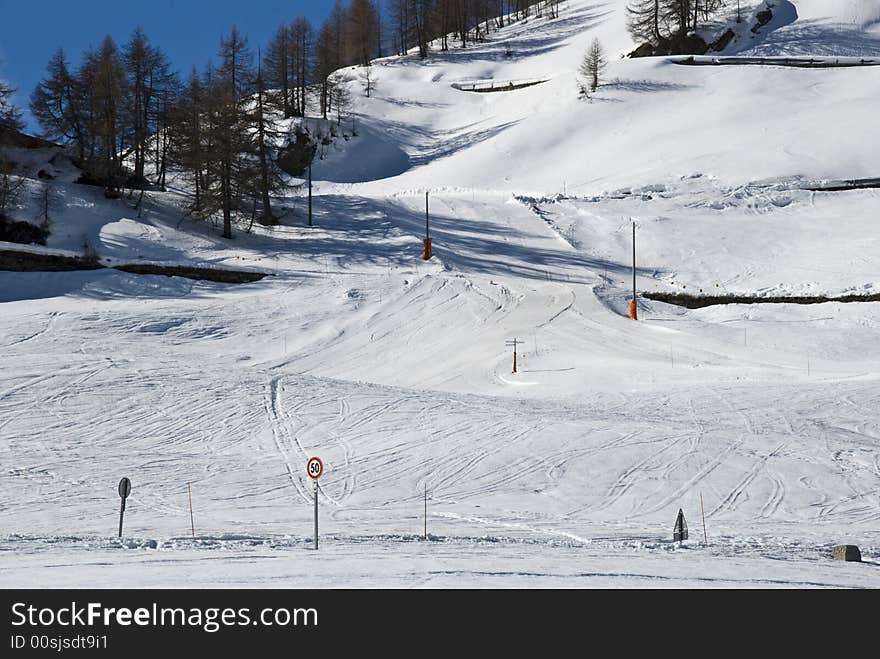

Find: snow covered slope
<box><xmin>730</xmin><ymin>0</ymin><xmax>880</xmax><ymax>55</ymax></box>
<box><xmin>1</xmin><ymin>0</ymin><xmax>879</xmax><ymax>587</ymax></box>
<box><xmin>303</xmin><ymin>0</ymin><xmax>880</xmax><ymax>196</ymax></box>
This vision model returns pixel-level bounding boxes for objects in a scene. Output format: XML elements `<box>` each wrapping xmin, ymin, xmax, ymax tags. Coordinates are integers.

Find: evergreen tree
<box><xmin>349</xmin><ymin>0</ymin><xmax>379</xmax><ymax>66</ymax></box>
<box><xmin>80</xmin><ymin>36</ymin><xmax>128</xmax><ymax>194</ymax></box>
<box><xmin>580</xmin><ymin>38</ymin><xmax>606</xmax><ymax>93</ymax></box>
<box><xmin>0</xmin><ymin>81</ymin><xmax>23</xmax><ymax>138</ymax></box>
<box><xmin>315</xmin><ymin>18</ymin><xmax>340</xmax><ymax>118</ymax></box>
<box><xmin>626</xmin><ymin>0</ymin><xmax>662</xmax><ymax>43</ymax></box>
<box><xmin>0</xmin><ymin>82</ymin><xmax>24</xmax><ymax>218</ymax></box>
<box><xmin>123</xmin><ymin>28</ymin><xmax>175</xmax><ymax>187</ymax></box>
<box><xmin>30</xmin><ymin>49</ymin><xmax>87</xmax><ymax>160</ymax></box>
<box><xmin>170</xmin><ymin>68</ymin><xmax>208</xmax><ymax>214</ymax></box>
<box><xmin>290</xmin><ymin>17</ymin><xmax>314</xmax><ymax>117</ymax></box>
<box><xmin>211</xmin><ymin>26</ymin><xmax>254</xmax><ymax>239</ymax></box>
<box><xmin>247</xmin><ymin>53</ymin><xmax>287</xmax><ymax>225</ymax></box>
<box><xmin>265</xmin><ymin>24</ymin><xmax>294</xmax><ymax>118</ymax></box>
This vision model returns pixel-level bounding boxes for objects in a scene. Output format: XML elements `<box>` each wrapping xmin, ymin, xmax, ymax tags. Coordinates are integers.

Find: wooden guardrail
<box><xmin>672</xmin><ymin>56</ymin><xmax>880</xmax><ymax>68</ymax></box>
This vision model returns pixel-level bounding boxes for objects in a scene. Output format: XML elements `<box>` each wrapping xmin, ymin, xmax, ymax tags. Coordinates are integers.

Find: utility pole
<box><xmin>308</xmin><ymin>160</ymin><xmax>313</xmax><ymax>227</ymax></box>
<box><xmin>505</xmin><ymin>338</ymin><xmax>522</xmax><ymax>373</ymax></box>
<box><xmin>629</xmin><ymin>221</ymin><xmax>638</xmax><ymax>320</ymax></box>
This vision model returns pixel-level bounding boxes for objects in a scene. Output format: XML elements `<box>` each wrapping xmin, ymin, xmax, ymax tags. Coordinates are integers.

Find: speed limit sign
<box><xmin>307</xmin><ymin>457</ymin><xmax>323</xmax><ymax>480</ymax></box>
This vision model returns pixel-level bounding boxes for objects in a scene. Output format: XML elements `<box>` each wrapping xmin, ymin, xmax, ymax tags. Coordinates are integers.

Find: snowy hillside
<box><xmin>1</xmin><ymin>0</ymin><xmax>879</xmax><ymax>587</ymax></box>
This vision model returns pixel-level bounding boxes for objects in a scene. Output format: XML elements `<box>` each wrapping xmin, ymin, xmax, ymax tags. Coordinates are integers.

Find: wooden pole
<box><xmin>188</xmin><ymin>482</ymin><xmax>195</xmax><ymax>538</ymax></box>
<box><xmin>425</xmin><ymin>191</ymin><xmax>430</xmax><ymax>240</ymax></box>
<box><xmin>629</xmin><ymin>221</ymin><xmax>638</xmax><ymax>320</ymax></box>
<box><xmin>700</xmin><ymin>492</ymin><xmax>708</xmax><ymax>544</ymax></box>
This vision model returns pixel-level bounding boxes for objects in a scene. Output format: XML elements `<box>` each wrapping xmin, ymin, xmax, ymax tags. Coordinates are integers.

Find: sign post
<box><xmin>117</xmin><ymin>477</ymin><xmax>131</xmax><ymax>538</ymax></box>
<box><xmin>307</xmin><ymin>457</ymin><xmax>323</xmax><ymax>550</ymax></box>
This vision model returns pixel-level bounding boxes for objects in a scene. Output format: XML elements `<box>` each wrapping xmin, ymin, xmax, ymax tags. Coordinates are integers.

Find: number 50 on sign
<box><xmin>307</xmin><ymin>457</ymin><xmax>323</xmax><ymax>480</ymax></box>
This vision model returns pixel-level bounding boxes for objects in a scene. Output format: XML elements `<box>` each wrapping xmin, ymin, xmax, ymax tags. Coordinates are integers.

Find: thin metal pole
<box><xmin>118</xmin><ymin>500</ymin><xmax>125</xmax><ymax>538</ymax></box>
<box><xmin>632</xmin><ymin>221</ymin><xmax>637</xmax><ymax>305</ymax></box>
<box><xmin>314</xmin><ymin>480</ymin><xmax>319</xmax><ymax>550</ymax></box>
<box><xmin>308</xmin><ymin>161</ymin><xmax>313</xmax><ymax>227</ymax></box>
<box><xmin>425</xmin><ymin>191</ymin><xmax>430</xmax><ymax>240</ymax></box>
<box><xmin>424</xmin><ymin>482</ymin><xmax>427</xmax><ymax>540</ymax></box>
<box><xmin>700</xmin><ymin>492</ymin><xmax>708</xmax><ymax>544</ymax></box>
<box><xmin>188</xmin><ymin>482</ymin><xmax>195</xmax><ymax>538</ymax></box>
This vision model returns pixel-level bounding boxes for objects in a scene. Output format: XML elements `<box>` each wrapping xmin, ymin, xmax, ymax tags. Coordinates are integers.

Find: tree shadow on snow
<box><xmin>602</xmin><ymin>78</ymin><xmax>695</xmax><ymax>93</ymax></box>
<box><xmin>373</xmin><ymin>196</ymin><xmax>652</xmax><ymax>284</ymax></box>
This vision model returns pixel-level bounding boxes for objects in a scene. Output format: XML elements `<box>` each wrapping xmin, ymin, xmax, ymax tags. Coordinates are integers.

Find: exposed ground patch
<box><xmin>0</xmin><ymin>249</ymin><xmax>103</xmax><ymax>272</ymax></box>
<box><xmin>645</xmin><ymin>291</ymin><xmax>880</xmax><ymax>309</ymax></box>
<box><xmin>1</xmin><ymin>249</ymin><xmax>268</xmax><ymax>283</ymax></box>
<box><xmin>803</xmin><ymin>177</ymin><xmax>880</xmax><ymax>192</ymax></box>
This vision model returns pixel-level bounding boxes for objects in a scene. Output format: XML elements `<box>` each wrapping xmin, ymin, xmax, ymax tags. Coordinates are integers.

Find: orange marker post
<box><xmin>630</xmin><ymin>221</ymin><xmax>638</xmax><ymax>320</ymax></box>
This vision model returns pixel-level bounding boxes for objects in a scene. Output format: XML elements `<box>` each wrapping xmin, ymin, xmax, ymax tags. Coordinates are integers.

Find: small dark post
<box><xmin>422</xmin><ymin>191</ymin><xmax>433</xmax><ymax>259</ymax></box>
<box><xmin>700</xmin><ymin>492</ymin><xmax>707</xmax><ymax>544</ymax></box>
<box><xmin>314</xmin><ymin>480</ymin><xmax>319</xmax><ymax>551</ymax></box>
<box><xmin>673</xmin><ymin>508</ymin><xmax>688</xmax><ymax>542</ymax></box>
<box><xmin>188</xmin><ymin>482</ymin><xmax>195</xmax><ymax>538</ymax></box>
<box><xmin>117</xmin><ymin>477</ymin><xmax>131</xmax><ymax>538</ymax></box>
<box><xmin>308</xmin><ymin>161</ymin><xmax>313</xmax><ymax>227</ymax></box>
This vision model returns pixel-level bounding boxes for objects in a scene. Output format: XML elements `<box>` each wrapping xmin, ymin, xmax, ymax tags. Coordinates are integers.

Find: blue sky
<box><xmin>0</xmin><ymin>0</ymin><xmax>340</xmax><ymax>130</ymax></box>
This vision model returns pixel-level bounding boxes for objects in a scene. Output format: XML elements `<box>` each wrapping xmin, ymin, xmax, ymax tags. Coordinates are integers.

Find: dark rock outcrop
<box><xmin>0</xmin><ymin>219</ymin><xmax>50</xmax><ymax>247</ymax></box>
<box><xmin>709</xmin><ymin>28</ymin><xmax>736</xmax><ymax>52</ymax></box>
<box><xmin>752</xmin><ymin>8</ymin><xmax>773</xmax><ymax>33</ymax></box>
<box><xmin>831</xmin><ymin>545</ymin><xmax>862</xmax><ymax>562</ymax></box>
<box><xmin>276</xmin><ymin>127</ymin><xmax>317</xmax><ymax>177</ymax></box>
<box><xmin>628</xmin><ymin>42</ymin><xmax>656</xmax><ymax>58</ymax></box>
<box><xmin>629</xmin><ymin>34</ymin><xmax>708</xmax><ymax>58</ymax></box>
